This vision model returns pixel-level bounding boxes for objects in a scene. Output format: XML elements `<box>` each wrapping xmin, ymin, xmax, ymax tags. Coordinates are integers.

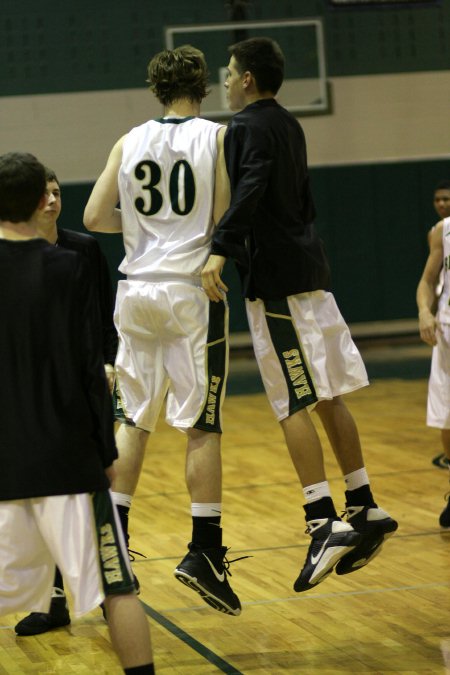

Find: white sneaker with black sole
<box><xmin>294</xmin><ymin>518</ymin><xmax>361</xmax><ymax>592</ymax></box>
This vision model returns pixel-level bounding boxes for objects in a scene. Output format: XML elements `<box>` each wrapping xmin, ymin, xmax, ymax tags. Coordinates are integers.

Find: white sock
<box><xmin>111</xmin><ymin>491</ymin><xmax>132</xmax><ymax>509</ymax></box>
<box><xmin>303</xmin><ymin>481</ymin><xmax>331</xmax><ymax>503</ymax></box>
<box><xmin>191</xmin><ymin>503</ymin><xmax>222</xmax><ymax>518</ymax></box>
<box><xmin>344</xmin><ymin>468</ymin><xmax>369</xmax><ymax>491</ymax></box>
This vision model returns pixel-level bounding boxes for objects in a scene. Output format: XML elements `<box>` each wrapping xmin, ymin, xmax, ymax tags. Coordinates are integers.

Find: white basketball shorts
<box><xmin>246</xmin><ymin>290</ymin><xmax>369</xmax><ymax>421</ymax></box>
<box><xmin>427</xmin><ymin>323</ymin><xmax>450</xmax><ymax>429</ymax></box>
<box><xmin>0</xmin><ymin>491</ymin><xmax>134</xmax><ymax>618</ymax></box>
<box><xmin>113</xmin><ymin>279</ymin><xmax>228</xmax><ymax>433</ymax></box>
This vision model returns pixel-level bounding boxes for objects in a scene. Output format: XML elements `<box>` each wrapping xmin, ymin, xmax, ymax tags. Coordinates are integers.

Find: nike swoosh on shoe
<box><xmin>311</xmin><ymin>534</ymin><xmax>331</xmax><ymax>565</ymax></box>
<box><xmin>202</xmin><ymin>553</ymin><xmax>225</xmax><ymax>582</ymax></box>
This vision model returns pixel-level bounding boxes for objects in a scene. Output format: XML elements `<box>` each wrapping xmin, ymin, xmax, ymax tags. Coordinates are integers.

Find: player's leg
<box><xmin>174</xmin><ymin>428</ymin><xmax>242</xmax><ymax>615</ymax></box>
<box><xmin>280</xmin><ymin>407</ymin><xmax>327</xmax><ymax>487</ymax></box>
<box><xmin>93</xmin><ymin>490</ymin><xmax>154</xmax><ymax>672</ymax></box>
<box><xmin>280</xmin><ymin>409</ymin><xmax>360</xmax><ymax>592</ymax></box>
<box><xmin>246</xmin><ymin>295</ymin><xmax>359</xmax><ymax>592</ymax></box>
<box><xmin>104</xmin><ymin>593</ymin><xmax>154</xmax><ymax>673</ymax></box>
<box><xmin>168</xmin><ymin>286</ymin><xmax>242</xmax><ymax>614</ymax></box>
<box><xmin>315</xmin><ymin>396</ymin><xmax>398</xmax><ymax>574</ymax></box>
<box><xmin>439</xmin><ymin>428</ymin><xmax>450</xmax><ymax>528</ymax></box>
<box><xmin>439</xmin><ymin>429</ymin><xmax>450</xmax><ymax>530</ymax></box>
<box><xmin>49</xmin><ymin>491</ymin><xmax>154</xmax><ymax>672</ymax></box>
<box><xmin>111</xmin><ymin>424</ymin><xmax>149</xmax><ymax>548</ymax></box>
<box><xmin>426</xmin><ymin>328</ymin><xmax>450</xmax><ymax>524</ymax></box>
<box><xmin>307</xmin><ymin>287</ymin><xmax>398</xmax><ymax>575</ymax></box>
<box><xmin>111</xmin><ymin>280</ymin><xmax>167</xmax><ymax>558</ymax></box>
<box><xmin>314</xmin><ymin>396</ymin><xmax>364</xmax><ymax>475</ymax></box>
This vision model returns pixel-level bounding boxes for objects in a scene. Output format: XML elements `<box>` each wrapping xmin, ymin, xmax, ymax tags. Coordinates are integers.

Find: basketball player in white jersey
<box><xmin>84</xmin><ymin>45</ymin><xmax>242</xmax><ymax>615</ymax></box>
<box><xmin>417</xmin><ymin>213</ymin><xmax>450</xmax><ymax>528</ymax></box>
<box><xmin>426</xmin><ymin>180</ymin><xmax>450</xmax><ymax>469</ymax></box>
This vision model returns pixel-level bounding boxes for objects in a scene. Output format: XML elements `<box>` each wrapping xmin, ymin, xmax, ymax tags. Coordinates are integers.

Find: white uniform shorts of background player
<box><xmin>427</xmin><ymin>216</ymin><xmax>450</xmax><ymax>430</ymax></box>
<box><xmin>246</xmin><ymin>290</ymin><xmax>369</xmax><ymax>420</ymax></box>
<box><xmin>113</xmin><ymin>116</ymin><xmax>228</xmax><ymax>434</ymax></box>
<box><xmin>0</xmin><ymin>490</ymin><xmax>135</xmax><ymax>618</ymax></box>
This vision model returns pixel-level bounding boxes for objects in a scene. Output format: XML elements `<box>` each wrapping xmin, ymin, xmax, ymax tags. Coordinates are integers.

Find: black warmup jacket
<box><xmin>57</xmin><ymin>228</ymin><xmax>117</xmax><ymax>366</ymax></box>
<box><xmin>0</xmin><ymin>238</ymin><xmax>117</xmax><ymax>500</ymax></box>
<box><xmin>211</xmin><ymin>98</ymin><xmax>331</xmax><ymax>301</ymax></box>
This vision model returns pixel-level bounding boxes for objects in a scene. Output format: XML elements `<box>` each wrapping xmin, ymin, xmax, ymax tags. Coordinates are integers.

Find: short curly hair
<box><xmin>147</xmin><ymin>45</ymin><xmax>210</xmax><ymax>107</ymax></box>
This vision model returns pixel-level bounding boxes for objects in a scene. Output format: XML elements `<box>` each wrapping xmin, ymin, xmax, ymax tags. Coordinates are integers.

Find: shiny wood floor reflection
<box><xmin>1</xmin><ymin>376</ymin><xmax>450</xmax><ymax>674</ymax></box>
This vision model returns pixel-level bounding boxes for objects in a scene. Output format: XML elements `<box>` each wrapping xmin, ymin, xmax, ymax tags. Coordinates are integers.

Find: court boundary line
<box><xmin>142</xmin><ymin>601</ymin><xmax>244</xmax><ymax>674</ymax></box>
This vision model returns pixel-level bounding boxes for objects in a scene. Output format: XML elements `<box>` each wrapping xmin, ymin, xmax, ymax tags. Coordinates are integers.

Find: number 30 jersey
<box><xmin>118</xmin><ymin>116</ymin><xmax>223</xmax><ymax>279</ymax></box>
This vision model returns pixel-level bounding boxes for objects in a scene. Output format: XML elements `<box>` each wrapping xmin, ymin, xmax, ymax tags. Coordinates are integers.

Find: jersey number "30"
<box><xmin>134</xmin><ymin>160</ymin><xmax>195</xmax><ymax>217</ymax></box>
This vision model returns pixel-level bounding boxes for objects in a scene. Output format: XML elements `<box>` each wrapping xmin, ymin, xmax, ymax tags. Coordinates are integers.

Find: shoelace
<box><xmin>222</xmin><ymin>550</ymin><xmax>252</xmax><ymax>577</ymax></box>
<box><xmin>128</xmin><ymin>548</ymin><xmax>147</xmax><ymax>562</ymax></box>
<box><xmin>304</xmin><ymin>519</ymin><xmax>334</xmax><ymax>535</ymax></box>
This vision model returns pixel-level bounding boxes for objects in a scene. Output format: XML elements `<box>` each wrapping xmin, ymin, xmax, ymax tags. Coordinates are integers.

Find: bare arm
<box><xmin>417</xmin><ymin>220</ymin><xmax>444</xmax><ymax>346</ymax></box>
<box><xmin>202</xmin><ymin>127</ymin><xmax>230</xmax><ymax>302</ymax></box>
<box><xmin>84</xmin><ymin>136</ymin><xmax>125</xmax><ymax>233</ymax></box>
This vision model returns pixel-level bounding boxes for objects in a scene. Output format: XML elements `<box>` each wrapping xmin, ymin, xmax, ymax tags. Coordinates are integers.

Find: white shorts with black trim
<box><xmin>0</xmin><ymin>490</ymin><xmax>134</xmax><ymax>619</ymax></box>
<box><xmin>246</xmin><ymin>290</ymin><xmax>369</xmax><ymax>421</ymax></box>
<box><xmin>113</xmin><ymin>279</ymin><xmax>228</xmax><ymax>433</ymax></box>
<box><xmin>427</xmin><ymin>323</ymin><xmax>450</xmax><ymax>429</ymax></box>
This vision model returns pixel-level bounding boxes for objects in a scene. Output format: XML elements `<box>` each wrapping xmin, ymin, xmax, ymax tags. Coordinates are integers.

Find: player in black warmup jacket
<box><xmin>0</xmin><ymin>152</ymin><xmax>154</xmax><ymax>674</ymax></box>
<box><xmin>15</xmin><ymin>167</ymin><xmax>118</xmax><ymax>636</ymax></box>
<box><xmin>202</xmin><ymin>38</ymin><xmax>398</xmax><ymax>592</ymax></box>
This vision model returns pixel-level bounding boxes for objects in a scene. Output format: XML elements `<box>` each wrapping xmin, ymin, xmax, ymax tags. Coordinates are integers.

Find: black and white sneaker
<box><xmin>335</xmin><ymin>505</ymin><xmax>398</xmax><ymax>575</ymax></box>
<box><xmin>439</xmin><ymin>493</ymin><xmax>450</xmax><ymax>529</ymax></box>
<box><xmin>432</xmin><ymin>453</ymin><xmax>450</xmax><ymax>469</ymax></box>
<box><xmin>294</xmin><ymin>518</ymin><xmax>361</xmax><ymax>592</ymax></box>
<box><xmin>174</xmin><ymin>544</ymin><xmax>242</xmax><ymax>616</ymax></box>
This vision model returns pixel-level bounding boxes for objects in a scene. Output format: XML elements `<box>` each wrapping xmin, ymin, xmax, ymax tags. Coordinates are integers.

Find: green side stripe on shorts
<box><xmin>92</xmin><ymin>491</ymin><xmax>135</xmax><ymax>596</ymax></box>
<box><xmin>194</xmin><ymin>300</ymin><xmax>227</xmax><ymax>433</ymax></box>
<box><xmin>113</xmin><ymin>379</ymin><xmax>135</xmax><ymax>426</ymax></box>
<box><xmin>263</xmin><ymin>298</ymin><xmax>318</xmax><ymax>414</ymax></box>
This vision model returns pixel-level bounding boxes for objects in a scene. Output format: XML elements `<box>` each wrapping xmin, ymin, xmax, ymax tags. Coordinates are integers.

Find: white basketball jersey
<box><xmin>438</xmin><ymin>216</ymin><xmax>450</xmax><ymax>324</ymax></box>
<box><xmin>118</xmin><ymin>116</ymin><xmax>222</xmax><ymax>279</ymax></box>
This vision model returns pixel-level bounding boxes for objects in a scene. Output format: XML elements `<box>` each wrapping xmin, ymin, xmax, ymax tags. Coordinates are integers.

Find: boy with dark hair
<box><xmin>14</xmin><ymin>166</ymin><xmax>118</xmax><ymax>636</ymax></box>
<box><xmin>202</xmin><ymin>38</ymin><xmax>397</xmax><ymax>592</ymax></box>
<box><xmin>433</xmin><ymin>180</ymin><xmax>450</xmax><ymax>222</ymax></box>
<box><xmin>0</xmin><ymin>152</ymin><xmax>154</xmax><ymax>673</ymax></box>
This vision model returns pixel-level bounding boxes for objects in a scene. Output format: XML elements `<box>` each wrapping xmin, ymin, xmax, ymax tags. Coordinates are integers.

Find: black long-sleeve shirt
<box><xmin>212</xmin><ymin>98</ymin><xmax>330</xmax><ymax>301</ymax></box>
<box><xmin>57</xmin><ymin>228</ymin><xmax>117</xmax><ymax>366</ymax></box>
<box><xmin>0</xmin><ymin>239</ymin><xmax>117</xmax><ymax>500</ymax></box>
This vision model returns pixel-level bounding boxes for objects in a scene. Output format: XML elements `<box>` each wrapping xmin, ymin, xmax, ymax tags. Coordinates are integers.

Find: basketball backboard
<box><xmin>165</xmin><ymin>19</ymin><xmax>328</xmax><ymax>120</ymax></box>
